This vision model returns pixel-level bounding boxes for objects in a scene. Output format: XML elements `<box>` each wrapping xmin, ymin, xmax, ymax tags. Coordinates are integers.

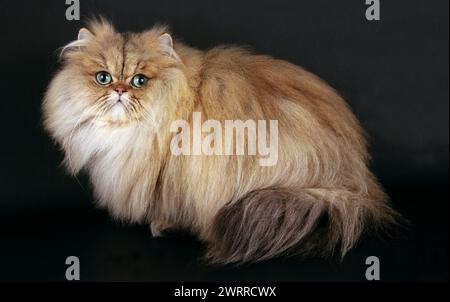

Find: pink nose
<box><xmin>115</xmin><ymin>87</ymin><xmax>127</xmax><ymax>95</ymax></box>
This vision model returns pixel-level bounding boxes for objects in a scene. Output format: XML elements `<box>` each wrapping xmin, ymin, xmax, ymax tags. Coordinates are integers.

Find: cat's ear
<box><xmin>159</xmin><ymin>33</ymin><xmax>181</xmax><ymax>62</ymax></box>
<box><xmin>77</xmin><ymin>28</ymin><xmax>92</xmax><ymax>41</ymax></box>
<box><xmin>60</xmin><ymin>28</ymin><xmax>92</xmax><ymax>57</ymax></box>
<box><xmin>160</xmin><ymin>33</ymin><xmax>173</xmax><ymax>48</ymax></box>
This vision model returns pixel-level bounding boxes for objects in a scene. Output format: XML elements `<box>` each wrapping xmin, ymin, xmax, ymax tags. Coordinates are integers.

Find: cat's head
<box><xmin>45</xmin><ymin>19</ymin><xmax>186</xmax><ymax>132</ymax></box>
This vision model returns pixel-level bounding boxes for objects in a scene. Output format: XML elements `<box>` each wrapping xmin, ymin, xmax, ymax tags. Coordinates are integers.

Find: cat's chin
<box><xmin>110</xmin><ymin>102</ymin><xmax>127</xmax><ymax>119</ymax></box>
<box><xmin>100</xmin><ymin>102</ymin><xmax>131</xmax><ymax>126</ymax></box>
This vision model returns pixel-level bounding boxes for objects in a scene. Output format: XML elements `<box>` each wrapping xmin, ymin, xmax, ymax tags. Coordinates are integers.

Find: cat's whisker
<box><xmin>126</xmin><ymin>102</ymin><xmax>144</xmax><ymax>133</ymax></box>
<box><xmin>121</xmin><ymin>96</ymin><xmax>145</xmax><ymax>129</ymax></box>
<box><xmin>88</xmin><ymin>102</ymin><xmax>110</xmax><ymax>129</ymax></box>
<box><xmin>136</xmin><ymin>102</ymin><xmax>156</xmax><ymax>126</ymax></box>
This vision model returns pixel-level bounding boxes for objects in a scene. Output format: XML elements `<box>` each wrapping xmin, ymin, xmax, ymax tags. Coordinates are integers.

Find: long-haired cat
<box><xmin>43</xmin><ymin>19</ymin><xmax>398</xmax><ymax>264</ymax></box>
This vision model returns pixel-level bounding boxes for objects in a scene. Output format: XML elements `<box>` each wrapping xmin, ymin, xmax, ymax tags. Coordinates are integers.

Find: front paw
<box><xmin>150</xmin><ymin>221</ymin><xmax>169</xmax><ymax>237</ymax></box>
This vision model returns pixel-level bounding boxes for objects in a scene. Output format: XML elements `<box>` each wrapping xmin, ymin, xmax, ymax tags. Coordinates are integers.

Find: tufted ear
<box><xmin>159</xmin><ymin>33</ymin><xmax>180</xmax><ymax>61</ymax></box>
<box><xmin>60</xmin><ymin>28</ymin><xmax>93</xmax><ymax>57</ymax></box>
<box><xmin>77</xmin><ymin>28</ymin><xmax>92</xmax><ymax>41</ymax></box>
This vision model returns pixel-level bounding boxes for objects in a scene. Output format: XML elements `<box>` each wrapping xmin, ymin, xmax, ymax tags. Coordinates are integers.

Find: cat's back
<box><xmin>190</xmin><ymin>45</ymin><xmax>364</xmax><ymax>146</ymax></box>
<box><xmin>197</xmin><ymin>45</ymin><xmax>346</xmax><ymax>110</ymax></box>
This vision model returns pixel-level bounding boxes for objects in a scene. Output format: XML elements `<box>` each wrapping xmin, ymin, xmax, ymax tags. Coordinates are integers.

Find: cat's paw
<box><xmin>150</xmin><ymin>221</ymin><xmax>169</xmax><ymax>237</ymax></box>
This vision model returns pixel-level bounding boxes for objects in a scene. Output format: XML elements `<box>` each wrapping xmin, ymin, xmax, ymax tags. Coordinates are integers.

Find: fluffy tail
<box><xmin>205</xmin><ymin>187</ymin><xmax>398</xmax><ymax>264</ymax></box>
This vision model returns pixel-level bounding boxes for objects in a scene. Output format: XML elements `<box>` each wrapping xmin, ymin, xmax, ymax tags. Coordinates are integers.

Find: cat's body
<box><xmin>43</xmin><ymin>20</ymin><xmax>397</xmax><ymax>264</ymax></box>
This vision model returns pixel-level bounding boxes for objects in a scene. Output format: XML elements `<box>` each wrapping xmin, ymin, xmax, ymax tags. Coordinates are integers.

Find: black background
<box><xmin>0</xmin><ymin>0</ymin><xmax>447</xmax><ymax>281</ymax></box>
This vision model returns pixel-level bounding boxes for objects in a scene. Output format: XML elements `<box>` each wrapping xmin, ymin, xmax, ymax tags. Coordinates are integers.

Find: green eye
<box><xmin>95</xmin><ymin>71</ymin><xmax>112</xmax><ymax>85</ymax></box>
<box><xmin>131</xmin><ymin>74</ymin><xmax>148</xmax><ymax>88</ymax></box>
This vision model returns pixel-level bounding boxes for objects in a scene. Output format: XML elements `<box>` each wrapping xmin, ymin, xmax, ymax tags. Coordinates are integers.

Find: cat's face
<box><xmin>54</xmin><ymin>21</ymin><xmax>183</xmax><ymax>127</ymax></box>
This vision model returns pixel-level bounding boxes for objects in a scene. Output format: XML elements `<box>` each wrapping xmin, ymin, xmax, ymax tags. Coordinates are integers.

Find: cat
<box><xmin>43</xmin><ymin>19</ymin><xmax>398</xmax><ymax>264</ymax></box>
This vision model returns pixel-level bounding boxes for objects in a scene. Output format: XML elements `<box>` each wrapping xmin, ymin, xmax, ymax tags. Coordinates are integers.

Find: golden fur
<box><xmin>43</xmin><ymin>19</ymin><xmax>397</xmax><ymax>264</ymax></box>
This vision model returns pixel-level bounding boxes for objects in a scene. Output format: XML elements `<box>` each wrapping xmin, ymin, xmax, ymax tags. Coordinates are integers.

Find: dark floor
<box><xmin>0</xmin><ymin>182</ymin><xmax>447</xmax><ymax>282</ymax></box>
